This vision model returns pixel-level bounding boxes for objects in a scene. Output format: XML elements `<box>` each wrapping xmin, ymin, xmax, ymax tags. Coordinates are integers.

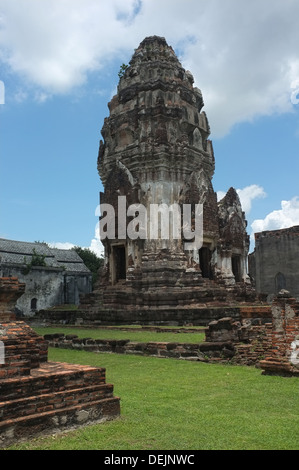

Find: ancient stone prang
<box><xmin>80</xmin><ymin>36</ymin><xmax>256</xmax><ymax>325</ymax></box>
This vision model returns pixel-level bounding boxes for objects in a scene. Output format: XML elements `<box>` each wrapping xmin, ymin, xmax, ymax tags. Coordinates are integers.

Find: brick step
<box><xmin>0</xmin><ymin>362</ymin><xmax>106</xmax><ymax>401</ymax></box>
<box><xmin>0</xmin><ymin>396</ymin><xmax>121</xmax><ymax>447</ymax></box>
<box><xmin>0</xmin><ymin>383</ymin><xmax>114</xmax><ymax>421</ymax></box>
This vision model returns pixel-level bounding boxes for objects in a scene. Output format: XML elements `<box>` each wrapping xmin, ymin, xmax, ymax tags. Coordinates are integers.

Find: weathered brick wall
<box><xmin>0</xmin><ymin>321</ymin><xmax>48</xmax><ymax>379</ymax></box>
<box><xmin>44</xmin><ymin>328</ymin><xmax>267</xmax><ymax>367</ymax></box>
<box><xmin>205</xmin><ymin>316</ymin><xmax>272</xmax><ymax>366</ymax></box>
<box><xmin>233</xmin><ymin>325</ymin><xmax>271</xmax><ymax>366</ymax></box>
<box><xmin>260</xmin><ymin>292</ymin><xmax>299</xmax><ymax>376</ymax></box>
<box><xmin>0</xmin><ymin>277</ymin><xmax>25</xmax><ymax>320</ymax></box>
<box><xmin>0</xmin><ymin>277</ymin><xmax>48</xmax><ymax>378</ymax></box>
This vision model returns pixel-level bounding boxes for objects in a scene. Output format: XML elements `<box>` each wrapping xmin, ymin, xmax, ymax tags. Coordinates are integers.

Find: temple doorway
<box><xmin>112</xmin><ymin>245</ymin><xmax>127</xmax><ymax>284</ymax></box>
<box><xmin>199</xmin><ymin>247</ymin><xmax>213</xmax><ymax>279</ymax></box>
<box><xmin>232</xmin><ymin>255</ymin><xmax>241</xmax><ymax>282</ymax></box>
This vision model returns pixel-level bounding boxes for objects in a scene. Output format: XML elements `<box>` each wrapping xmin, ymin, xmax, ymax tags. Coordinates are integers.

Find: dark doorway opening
<box><xmin>275</xmin><ymin>272</ymin><xmax>286</xmax><ymax>293</ymax></box>
<box><xmin>232</xmin><ymin>255</ymin><xmax>241</xmax><ymax>282</ymax></box>
<box><xmin>113</xmin><ymin>245</ymin><xmax>126</xmax><ymax>283</ymax></box>
<box><xmin>31</xmin><ymin>298</ymin><xmax>37</xmax><ymax>311</ymax></box>
<box><xmin>199</xmin><ymin>247</ymin><xmax>213</xmax><ymax>279</ymax></box>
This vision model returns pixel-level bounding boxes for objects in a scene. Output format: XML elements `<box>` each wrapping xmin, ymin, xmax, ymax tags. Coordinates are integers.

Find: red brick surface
<box><xmin>0</xmin><ymin>277</ymin><xmax>120</xmax><ymax>448</ymax></box>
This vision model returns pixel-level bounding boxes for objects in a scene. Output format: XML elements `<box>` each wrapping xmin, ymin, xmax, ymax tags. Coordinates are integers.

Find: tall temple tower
<box><xmin>81</xmin><ymin>36</ymin><xmax>254</xmax><ymax>324</ymax></box>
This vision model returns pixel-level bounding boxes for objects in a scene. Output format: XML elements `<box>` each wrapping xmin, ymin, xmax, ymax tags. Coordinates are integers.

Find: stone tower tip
<box><xmin>139</xmin><ymin>36</ymin><xmax>168</xmax><ymax>46</ymax></box>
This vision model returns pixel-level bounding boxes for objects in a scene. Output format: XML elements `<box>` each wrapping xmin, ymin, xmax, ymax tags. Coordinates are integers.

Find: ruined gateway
<box><xmin>80</xmin><ymin>36</ymin><xmax>256</xmax><ymax>325</ymax></box>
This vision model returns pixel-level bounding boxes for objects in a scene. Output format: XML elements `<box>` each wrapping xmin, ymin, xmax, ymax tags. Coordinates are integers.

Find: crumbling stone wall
<box><xmin>44</xmin><ymin>315</ymin><xmax>271</xmax><ymax>367</ymax></box>
<box><xmin>260</xmin><ymin>291</ymin><xmax>299</xmax><ymax>376</ymax></box>
<box><xmin>205</xmin><ymin>316</ymin><xmax>271</xmax><ymax>366</ymax></box>
<box><xmin>44</xmin><ymin>332</ymin><xmax>235</xmax><ymax>363</ymax></box>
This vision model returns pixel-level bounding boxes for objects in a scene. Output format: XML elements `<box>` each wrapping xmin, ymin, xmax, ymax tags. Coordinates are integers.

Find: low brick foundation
<box><xmin>44</xmin><ymin>328</ymin><xmax>267</xmax><ymax>367</ymax></box>
<box><xmin>32</xmin><ymin>301</ymin><xmax>272</xmax><ymax>327</ymax></box>
<box><xmin>46</xmin><ymin>333</ymin><xmax>218</xmax><ymax>361</ymax></box>
<box><xmin>0</xmin><ymin>277</ymin><xmax>120</xmax><ymax>448</ymax></box>
<box><xmin>0</xmin><ymin>361</ymin><xmax>120</xmax><ymax>447</ymax></box>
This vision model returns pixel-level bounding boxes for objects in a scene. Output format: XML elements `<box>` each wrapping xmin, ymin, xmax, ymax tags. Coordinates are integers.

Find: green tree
<box><xmin>73</xmin><ymin>247</ymin><xmax>103</xmax><ymax>287</ymax></box>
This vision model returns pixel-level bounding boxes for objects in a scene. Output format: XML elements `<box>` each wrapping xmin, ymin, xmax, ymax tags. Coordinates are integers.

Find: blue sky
<box><xmin>0</xmin><ymin>0</ymin><xmax>299</xmax><ymax>256</ymax></box>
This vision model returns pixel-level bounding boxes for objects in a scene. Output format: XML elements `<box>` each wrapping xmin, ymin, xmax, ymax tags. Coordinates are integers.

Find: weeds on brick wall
<box><xmin>23</xmin><ymin>249</ymin><xmax>47</xmax><ymax>275</ymax></box>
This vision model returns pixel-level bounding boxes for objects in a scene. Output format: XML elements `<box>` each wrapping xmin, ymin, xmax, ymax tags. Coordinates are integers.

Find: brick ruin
<box><xmin>0</xmin><ymin>277</ymin><xmax>120</xmax><ymax>448</ymax></box>
<box><xmin>249</xmin><ymin>225</ymin><xmax>299</xmax><ymax>301</ymax></box>
<box><xmin>40</xmin><ymin>294</ymin><xmax>299</xmax><ymax>377</ymax></box>
<box><xmin>260</xmin><ymin>290</ymin><xmax>299</xmax><ymax>376</ymax></box>
<box><xmin>79</xmin><ymin>36</ymin><xmax>259</xmax><ymax>325</ymax></box>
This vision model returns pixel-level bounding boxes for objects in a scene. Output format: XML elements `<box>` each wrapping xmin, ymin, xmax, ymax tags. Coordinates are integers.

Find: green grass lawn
<box><xmin>8</xmin><ymin>347</ymin><xmax>299</xmax><ymax>451</ymax></box>
<box><xmin>34</xmin><ymin>326</ymin><xmax>206</xmax><ymax>344</ymax></box>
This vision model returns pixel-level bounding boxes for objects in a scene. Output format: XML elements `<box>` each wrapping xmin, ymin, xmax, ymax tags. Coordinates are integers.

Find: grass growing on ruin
<box><xmin>34</xmin><ymin>326</ymin><xmax>206</xmax><ymax>344</ymax></box>
<box><xmin>9</xmin><ymin>348</ymin><xmax>299</xmax><ymax>451</ymax></box>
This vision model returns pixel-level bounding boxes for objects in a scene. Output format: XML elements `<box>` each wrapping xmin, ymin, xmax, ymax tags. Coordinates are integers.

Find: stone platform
<box><xmin>0</xmin><ymin>277</ymin><xmax>120</xmax><ymax>448</ymax></box>
<box><xmin>77</xmin><ymin>276</ymin><xmax>267</xmax><ymax>327</ymax></box>
<box><xmin>0</xmin><ymin>361</ymin><xmax>120</xmax><ymax>447</ymax></box>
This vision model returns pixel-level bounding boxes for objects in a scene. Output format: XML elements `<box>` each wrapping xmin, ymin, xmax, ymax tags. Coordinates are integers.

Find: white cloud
<box><xmin>236</xmin><ymin>185</ymin><xmax>266</xmax><ymax>215</ymax></box>
<box><xmin>48</xmin><ymin>223</ymin><xmax>104</xmax><ymax>258</ymax></box>
<box><xmin>217</xmin><ymin>191</ymin><xmax>226</xmax><ymax>202</ymax></box>
<box><xmin>1</xmin><ymin>0</ymin><xmax>299</xmax><ymax>135</ymax></box>
<box><xmin>89</xmin><ymin>222</ymin><xmax>104</xmax><ymax>258</ymax></box>
<box><xmin>0</xmin><ymin>0</ymin><xmax>138</xmax><ymax>93</ymax></box>
<box><xmin>217</xmin><ymin>184</ymin><xmax>266</xmax><ymax>216</ymax></box>
<box><xmin>251</xmin><ymin>197</ymin><xmax>299</xmax><ymax>235</ymax></box>
<box><xmin>48</xmin><ymin>241</ymin><xmax>75</xmax><ymax>250</ymax></box>
<box><xmin>13</xmin><ymin>89</ymin><xmax>27</xmax><ymax>103</ymax></box>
